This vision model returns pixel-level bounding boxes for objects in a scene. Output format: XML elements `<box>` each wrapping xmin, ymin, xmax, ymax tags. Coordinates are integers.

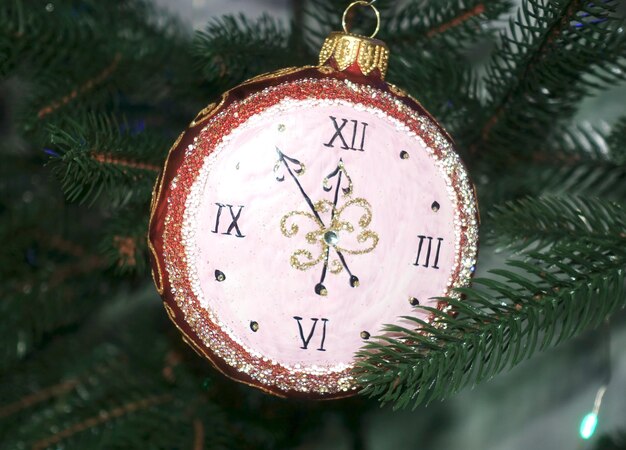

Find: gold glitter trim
<box><xmin>318</xmin><ymin>65</ymin><xmax>335</xmax><ymax>75</ymax></box>
<box><xmin>388</xmin><ymin>83</ymin><xmax>407</xmax><ymax>97</ymax></box>
<box><xmin>241</xmin><ymin>66</ymin><xmax>314</xmax><ymax>86</ymax></box>
<box><xmin>148</xmin><ymin>242</ymin><xmax>164</xmax><ymax>295</ymax></box>
<box><xmin>147</xmin><ymin>131</ymin><xmax>184</xmax><ymax>295</ymax></box>
<box><xmin>190</xmin><ymin>66</ymin><xmax>314</xmax><ymax>129</ymax></box>
<box><xmin>319</xmin><ymin>32</ymin><xmax>389</xmax><ymax>79</ymax></box>
<box><xmin>163</xmin><ymin>302</ymin><xmax>176</xmax><ymax>320</ymax></box>
<box><xmin>190</xmin><ymin>95</ymin><xmax>228</xmax><ymax>128</ymax></box>
<box><xmin>179</xmin><ymin>332</ymin><xmax>288</xmax><ymax>398</ymax></box>
<box><xmin>149</xmin><ymin>131</ymin><xmax>184</xmax><ymax>226</ymax></box>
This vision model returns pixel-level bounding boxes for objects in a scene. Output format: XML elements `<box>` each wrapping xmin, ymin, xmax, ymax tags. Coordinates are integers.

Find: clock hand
<box><xmin>277</xmin><ymin>151</ymin><xmax>361</xmax><ymax>292</ymax></box>
<box><xmin>323</xmin><ymin>160</ymin><xmax>359</xmax><ymax>288</ymax></box>
<box><xmin>330</xmin><ymin>161</ymin><xmax>342</xmax><ymax>221</ymax></box>
<box><xmin>315</xmin><ymin>248</ymin><xmax>330</xmax><ymax>296</ymax></box>
<box><xmin>335</xmin><ymin>251</ymin><xmax>359</xmax><ymax>287</ymax></box>
<box><xmin>276</xmin><ymin>148</ymin><xmax>325</xmax><ymax>227</ymax></box>
<box><xmin>315</xmin><ymin>162</ymin><xmax>343</xmax><ymax>296</ymax></box>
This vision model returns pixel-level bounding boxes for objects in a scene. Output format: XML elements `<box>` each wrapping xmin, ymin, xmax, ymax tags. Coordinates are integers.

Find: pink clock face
<box><xmin>159</xmin><ymin>76</ymin><xmax>478</xmax><ymax>396</ymax></box>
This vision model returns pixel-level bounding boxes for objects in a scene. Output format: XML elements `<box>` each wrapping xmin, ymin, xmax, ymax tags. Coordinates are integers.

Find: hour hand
<box><xmin>275</xmin><ymin>148</ymin><xmax>324</xmax><ymax>227</ymax></box>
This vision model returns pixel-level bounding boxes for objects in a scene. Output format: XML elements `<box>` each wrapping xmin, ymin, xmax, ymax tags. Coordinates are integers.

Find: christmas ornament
<box><xmin>148</xmin><ymin>1</ymin><xmax>478</xmax><ymax>399</ymax></box>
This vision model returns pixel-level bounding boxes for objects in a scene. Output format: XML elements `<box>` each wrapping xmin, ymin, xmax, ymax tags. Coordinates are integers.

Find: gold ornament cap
<box><xmin>318</xmin><ymin>2</ymin><xmax>389</xmax><ymax>79</ymax></box>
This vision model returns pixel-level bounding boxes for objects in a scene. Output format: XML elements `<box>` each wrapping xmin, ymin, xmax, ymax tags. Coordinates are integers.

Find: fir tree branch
<box><xmin>100</xmin><ymin>211</ymin><xmax>150</xmax><ymax>275</ymax></box>
<box><xmin>426</xmin><ymin>3</ymin><xmax>486</xmax><ymax>38</ymax></box>
<box><xmin>490</xmin><ymin>196</ymin><xmax>626</xmax><ymax>251</ymax></box>
<box><xmin>91</xmin><ymin>152</ymin><xmax>160</xmax><ymax>173</ymax></box>
<box><xmin>47</xmin><ymin>114</ymin><xmax>165</xmax><ymax>206</ymax></box>
<box><xmin>472</xmin><ymin>0</ymin><xmax>625</xmax><ymax>158</ymax></box>
<box><xmin>385</xmin><ymin>0</ymin><xmax>511</xmax><ymax>46</ymax></box>
<box><xmin>37</xmin><ymin>53</ymin><xmax>122</xmax><ymax>119</ymax></box>
<box><xmin>193</xmin><ymin>418</ymin><xmax>205</xmax><ymax>450</ymax></box>
<box><xmin>477</xmin><ymin>120</ymin><xmax>626</xmax><ymax>206</ymax></box>
<box><xmin>607</xmin><ymin>116</ymin><xmax>626</xmax><ymax>164</ymax></box>
<box><xmin>30</xmin><ymin>394</ymin><xmax>173</xmax><ymax>450</ymax></box>
<box><xmin>354</xmin><ymin>196</ymin><xmax>626</xmax><ymax>409</ymax></box>
<box><xmin>0</xmin><ymin>379</ymin><xmax>80</xmax><ymax>419</ymax></box>
<box><xmin>480</xmin><ymin>0</ymin><xmax>581</xmax><ymax>142</ymax></box>
<box><xmin>193</xmin><ymin>14</ymin><xmax>310</xmax><ymax>89</ymax></box>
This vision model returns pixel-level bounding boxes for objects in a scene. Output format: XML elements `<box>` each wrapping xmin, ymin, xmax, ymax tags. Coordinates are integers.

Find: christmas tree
<box><xmin>1</xmin><ymin>0</ymin><xmax>625</xmax><ymax>448</ymax></box>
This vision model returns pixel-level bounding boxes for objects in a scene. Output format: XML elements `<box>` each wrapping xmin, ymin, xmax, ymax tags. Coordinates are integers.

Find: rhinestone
<box><xmin>324</xmin><ymin>231</ymin><xmax>339</xmax><ymax>246</ymax></box>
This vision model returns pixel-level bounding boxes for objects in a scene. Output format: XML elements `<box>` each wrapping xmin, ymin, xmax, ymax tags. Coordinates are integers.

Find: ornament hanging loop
<box><xmin>342</xmin><ymin>1</ymin><xmax>381</xmax><ymax>39</ymax></box>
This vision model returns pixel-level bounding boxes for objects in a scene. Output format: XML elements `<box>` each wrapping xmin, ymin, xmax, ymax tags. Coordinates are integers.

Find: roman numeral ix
<box><xmin>212</xmin><ymin>203</ymin><xmax>245</xmax><ymax>238</ymax></box>
<box><xmin>293</xmin><ymin>316</ymin><xmax>328</xmax><ymax>351</ymax></box>
<box><xmin>324</xmin><ymin>116</ymin><xmax>368</xmax><ymax>151</ymax></box>
<box><xmin>414</xmin><ymin>236</ymin><xmax>443</xmax><ymax>269</ymax></box>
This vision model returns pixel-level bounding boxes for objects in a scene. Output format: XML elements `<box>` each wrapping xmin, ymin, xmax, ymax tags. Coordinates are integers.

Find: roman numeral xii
<box><xmin>324</xmin><ymin>116</ymin><xmax>368</xmax><ymax>151</ymax></box>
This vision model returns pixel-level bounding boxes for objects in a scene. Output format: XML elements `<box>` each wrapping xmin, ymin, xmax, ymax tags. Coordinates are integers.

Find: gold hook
<box><xmin>342</xmin><ymin>1</ymin><xmax>381</xmax><ymax>39</ymax></box>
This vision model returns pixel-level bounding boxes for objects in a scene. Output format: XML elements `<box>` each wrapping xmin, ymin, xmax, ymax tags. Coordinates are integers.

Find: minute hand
<box><xmin>276</xmin><ymin>147</ymin><xmax>325</xmax><ymax>227</ymax></box>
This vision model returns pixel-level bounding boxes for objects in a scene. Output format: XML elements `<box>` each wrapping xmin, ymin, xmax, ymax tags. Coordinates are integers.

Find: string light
<box><xmin>579</xmin><ymin>385</ymin><xmax>607</xmax><ymax>440</ymax></box>
<box><xmin>579</xmin><ymin>319</ymin><xmax>612</xmax><ymax>441</ymax></box>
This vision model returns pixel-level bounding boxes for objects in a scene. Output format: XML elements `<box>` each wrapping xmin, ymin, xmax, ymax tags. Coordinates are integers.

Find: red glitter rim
<box><xmin>156</xmin><ymin>72</ymin><xmax>478</xmax><ymax>398</ymax></box>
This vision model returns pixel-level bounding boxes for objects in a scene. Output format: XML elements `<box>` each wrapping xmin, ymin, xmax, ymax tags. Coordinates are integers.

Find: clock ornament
<box><xmin>148</xmin><ymin>1</ymin><xmax>479</xmax><ymax>399</ymax></box>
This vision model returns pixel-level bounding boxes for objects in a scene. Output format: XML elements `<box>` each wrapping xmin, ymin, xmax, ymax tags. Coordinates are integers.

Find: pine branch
<box><xmin>0</xmin><ymin>199</ymin><xmax>112</xmax><ymax>371</ymax></box>
<box><xmin>472</xmin><ymin>0</ymin><xmax>626</xmax><ymax>158</ymax></box>
<box><xmin>354</xmin><ymin>196</ymin><xmax>626</xmax><ymax>409</ymax></box>
<box><xmin>193</xmin><ymin>14</ymin><xmax>310</xmax><ymax>90</ymax></box>
<box><xmin>477</xmin><ymin>120</ymin><xmax>626</xmax><ymax>206</ymax></box>
<box><xmin>100</xmin><ymin>211</ymin><xmax>150</xmax><ymax>275</ymax></box>
<box><xmin>385</xmin><ymin>0</ymin><xmax>512</xmax><ymax>48</ymax></box>
<box><xmin>47</xmin><ymin>114</ymin><xmax>165</xmax><ymax>206</ymax></box>
<box><xmin>0</xmin><ymin>303</ymin><xmax>226</xmax><ymax>449</ymax></box>
<box><xmin>37</xmin><ymin>54</ymin><xmax>122</xmax><ymax>120</ymax></box>
<box><xmin>490</xmin><ymin>196</ymin><xmax>626</xmax><ymax>251</ymax></box>
<box><xmin>2</xmin><ymin>0</ymin><xmax>202</xmax><ymax>149</ymax></box>
<box><xmin>607</xmin><ymin>116</ymin><xmax>626</xmax><ymax>164</ymax></box>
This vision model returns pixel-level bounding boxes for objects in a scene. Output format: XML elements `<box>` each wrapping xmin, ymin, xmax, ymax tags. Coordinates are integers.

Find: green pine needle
<box><xmin>47</xmin><ymin>114</ymin><xmax>165</xmax><ymax>206</ymax></box>
<box><xmin>354</xmin><ymin>196</ymin><xmax>626</xmax><ymax>409</ymax></box>
<box><xmin>473</xmin><ymin>0</ymin><xmax>626</xmax><ymax>158</ymax></box>
<box><xmin>193</xmin><ymin>14</ymin><xmax>310</xmax><ymax>89</ymax></box>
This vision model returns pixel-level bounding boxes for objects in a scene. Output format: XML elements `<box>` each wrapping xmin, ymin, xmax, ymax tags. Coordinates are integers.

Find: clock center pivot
<box><xmin>324</xmin><ymin>230</ymin><xmax>340</xmax><ymax>246</ymax></box>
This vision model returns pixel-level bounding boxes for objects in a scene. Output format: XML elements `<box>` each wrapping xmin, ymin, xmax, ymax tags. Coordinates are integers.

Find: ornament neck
<box><xmin>318</xmin><ymin>31</ymin><xmax>390</xmax><ymax>80</ymax></box>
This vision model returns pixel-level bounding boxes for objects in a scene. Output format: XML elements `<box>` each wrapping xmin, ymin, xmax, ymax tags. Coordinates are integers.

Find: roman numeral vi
<box><xmin>414</xmin><ymin>236</ymin><xmax>443</xmax><ymax>269</ymax></box>
<box><xmin>324</xmin><ymin>116</ymin><xmax>368</xmax><ymax>151</ymax></box>
<box><xmin>212</xmin><ymin>203</ymin><xmax>245</xmax><ymax>238</ymax></box>
<box><xmin>293</xmin><ymin>316</ymin><xmax>328</xmax><ymax>351</ymax></box>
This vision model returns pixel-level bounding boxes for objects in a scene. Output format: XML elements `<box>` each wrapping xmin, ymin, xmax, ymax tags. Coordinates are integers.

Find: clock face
<box><xmin>151</xmin><ymin>73</ymin><xmax>478</xmax><ymax>397</ymax></box>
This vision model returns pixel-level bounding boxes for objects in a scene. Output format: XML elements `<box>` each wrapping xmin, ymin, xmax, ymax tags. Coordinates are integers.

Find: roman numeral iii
<box><xmin>293</xmin><ymin>316</ymin><xmax>328</xmax><ymax>351</ymax></box>
<box><xmin>413</xmin><ymin>236</ymin><xmax>443</xmax><ymax>269</ymax></box>
<box><xmin>324</xmin><ymin>116</ymin><xmax>368</xmax><ymax>151</ymax></box>
<box><xmin>212</xmin><ymin>203</ymin><xmax>245</xmax><ymax>238</ymax></box>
